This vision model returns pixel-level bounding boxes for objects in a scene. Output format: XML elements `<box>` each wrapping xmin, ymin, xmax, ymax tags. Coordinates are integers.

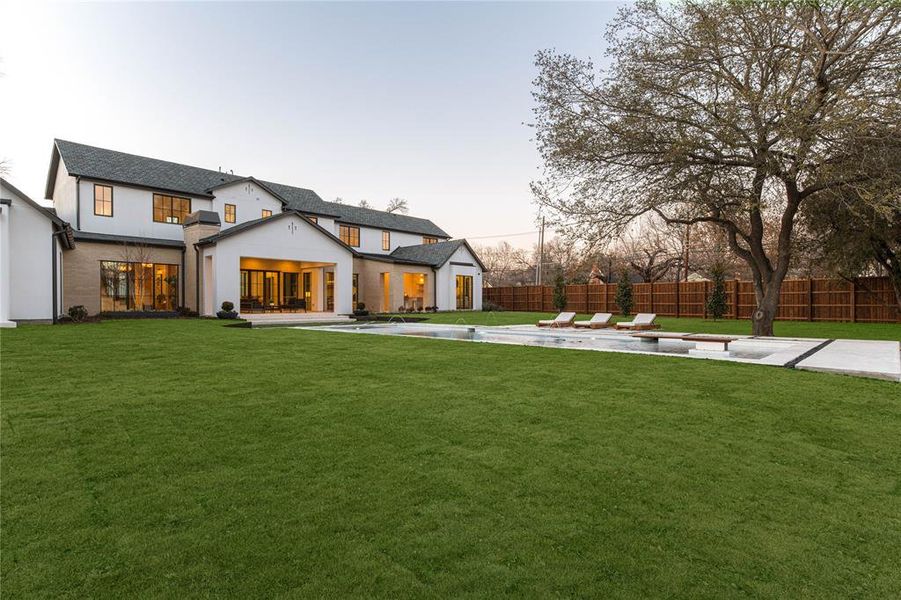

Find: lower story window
<box><xmin>455</xmin><ymin>274</ymin><xmax>473</xmax><ymax>309</ymax></box>
<box><xmin>352</xmin><ymin>273</ymin><xmax>359</xmax><ymax>310</ymax></box>
<box><xmin>100</xmin><ymin>261</ymin><xmax>179</xmax><ymax>312</ymax></box>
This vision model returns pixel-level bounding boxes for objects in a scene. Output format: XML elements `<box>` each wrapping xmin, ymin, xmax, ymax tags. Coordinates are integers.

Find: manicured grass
<box><xmin>2</xmin><ymin>319</ymin><xmax>900</xmax><ymax>597</ymax></box>
<box><xmin>392</xmin><ymin>311</ymin><xmax>901</xmax><ymax>340</ymax></box>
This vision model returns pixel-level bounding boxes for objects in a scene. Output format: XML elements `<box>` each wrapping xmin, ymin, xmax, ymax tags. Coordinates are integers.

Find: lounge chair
<box><xmin>574</xmin><ymin>313</ymin><xmax>613</xmax><ymax>329</ymax></box>
<box><xmin>537</xmin><ymin>312</ymin><xmax>576</xmax><ymax>328</ymax></box>
<box><xmin>615</xmin><ymin>313</ymin><xmax>660</xmax><ymax>331</ymax></box>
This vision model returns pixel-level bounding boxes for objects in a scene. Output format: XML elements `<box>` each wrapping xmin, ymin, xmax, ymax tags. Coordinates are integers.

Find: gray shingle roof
<box><xmin>51</xmin><ymin>139</ymin><xmax>450</xmax><ymax>237</ymax></box>
<box><xmin>388</xmin><ymin>239</ymin><xmax>485</xmax><ymax>270</ymax></box>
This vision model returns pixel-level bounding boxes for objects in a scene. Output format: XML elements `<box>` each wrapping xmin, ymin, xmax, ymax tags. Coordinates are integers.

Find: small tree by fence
<box><xmin>615</xmin><ymin>269</ymin><xmax>633</xmax><ymax>316</ymax></box>
<box><xmin>482</xmin><ymin>276</ymin><xmax>899</xmax><ymax>323</ymax></box>
<box><xmin>706</xmin><ymin>263</ymin><xmax>728</xmax><ymax>320</ymax></box>
<box><xmin>552</xmin><ymin>273</ymin><xmax>567</xmax><ymax>311</ymax></box>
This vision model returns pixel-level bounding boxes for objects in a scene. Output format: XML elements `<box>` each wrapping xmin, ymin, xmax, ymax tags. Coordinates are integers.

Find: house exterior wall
<box><xmin>353</xmin><ymin>227</ymin><xmax>430</xmax><ymax>255</ymax></box>
<box><xmin>0</xmin><ymin>182</ymin><xmax>57</xmax><ymax>321</ymax></box>
<box><xmin>209</xmin><ymin>181</ymin><xmax>284</xmax><ymax>229</ymax></box>
<box><xmin>51</xmin><ymin>162</ymin><xmax>78</xmax><ymax>225</ymax></box>
<box><xmin>435</xmin><ymin>245</ymin><xmax>483</xmax><ymax>311</ymax></box>
<box><xmin>74</xmin><ymin>178</ymin><xmax>212</xmax><ymax>240</ymax></box>
<box><xmin>353</xmin><ymin>257</ymin><xmax>435</xmax><ymax>313</ymax></box>
<box><xmin>202</xmin><ymin>214</ymin><xmax>353</xmax><ymax>316</ymax></box>
<box><xmin>61</xmin><ymin>240</ymin><xmax>184</xmax><ymax>315</ymax></box>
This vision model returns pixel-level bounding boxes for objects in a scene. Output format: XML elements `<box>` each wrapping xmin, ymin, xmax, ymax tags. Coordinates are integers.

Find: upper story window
<box><xmin>423</xmin><ymin>236</ymin><xmax>438</xmax><ymax>245</ymax></box>
<box><xmin>306</xmin><ymin>215</ymin><xmax>318</xmax><ymax>224</ymax></box>
<box><xmin>382</xmin><ymin>231</ymin><xmax>391</xmax><ymax>251</ymax></box>
<box><xmin>94</xmin><ymin>184</ymin><xmax>113</xmax><ymax>217</ymax></box>
<box><xmin>224</xmin><ymin>204</ymin><xmax>236</xmax><ymax>223</ymax></box>
<box><xmin>339</xmin><ymin>224</ymin><xmax>360</xmax><ymax>247</ymax></box>
<box><xmin>262</xmin><ymin>209</ymin><xmax>272</xmax><ymax>218</ymax></box>
<box><xmin>153</xmin><ymin>194</ymin><xmax>191</xmax><ymax>224</ymax></box>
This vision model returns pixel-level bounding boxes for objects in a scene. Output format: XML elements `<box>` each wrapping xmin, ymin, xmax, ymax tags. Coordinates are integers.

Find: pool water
<box><xmin>307</xmin><ymin>323</ymin><xmax>778</xmax><ymax>361</ymax></box>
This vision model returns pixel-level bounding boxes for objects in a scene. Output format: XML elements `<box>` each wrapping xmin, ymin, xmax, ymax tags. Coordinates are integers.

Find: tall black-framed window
<box><xmin>100</xmin><ymin>261</ymin><xmax>178</xmax><ymax>312</ymax></box>
<box><xmin>94</xmin><ymin>184</ymin><xmax>113</xmax><ymax>217</ymax></box>
<box><xmin>153</xmin><ymin>194</ymin><xmax>191</xmax><ymax>224</ymax></box>
<box><xmin>224</xmin><ymin>203</ymin><xmax>236</xmax><ymax>223</ymax></box>
<box><xmin>455</xmin><ymin>275</ymin><xmax>473</xmax><ymax>309</ymax></box>
<box><xmin>262</xmin><ymin>209</ymin><xmax>272</xmax><ymax>218</ymax></box>
<box><xmin>382</xmin><ymin>231</ymin><xmax>391</xmax><ymax>251</ymax></box>
<box><xmin>352</xmin><ymin>273</ymin><xmax>359</xmax><ymax>309</ymax></box>
<box><xmin>339</xmin><ymin>224</ymin><xmax>360</xmax><ymax>247</ymax></box>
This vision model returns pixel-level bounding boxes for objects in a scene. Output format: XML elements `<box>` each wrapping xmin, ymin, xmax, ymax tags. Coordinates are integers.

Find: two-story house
<box><xmin>28</xmin><ymin>139</ymin><xmax>484</xmax><ymax>321</ymax></box>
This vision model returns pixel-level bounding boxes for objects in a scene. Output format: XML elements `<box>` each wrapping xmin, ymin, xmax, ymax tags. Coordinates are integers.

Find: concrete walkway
<box><xmin>796</xmin><ymin>339</ymin><xmax>901</xmax><ymax>382</ymax></box>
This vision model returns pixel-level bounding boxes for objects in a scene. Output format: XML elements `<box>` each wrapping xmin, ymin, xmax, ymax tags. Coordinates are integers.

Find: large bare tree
<box><xmin>532</xmin><ymin>1</ymin><xmax>901</xmax><ymax>335</ymax></box>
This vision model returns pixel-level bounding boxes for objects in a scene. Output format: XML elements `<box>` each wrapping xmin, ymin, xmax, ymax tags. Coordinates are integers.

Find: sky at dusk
<box><xmin>1</xmin><ymin>1</ymin><xmax>621</xmax><ymax>247</ymax></box>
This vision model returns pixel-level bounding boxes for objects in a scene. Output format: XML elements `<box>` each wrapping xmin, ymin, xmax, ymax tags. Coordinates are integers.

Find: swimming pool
<box><xmin>304</xmin><ymin>322</ymin><xmax>823</xmax><ymax>366</ymax></box>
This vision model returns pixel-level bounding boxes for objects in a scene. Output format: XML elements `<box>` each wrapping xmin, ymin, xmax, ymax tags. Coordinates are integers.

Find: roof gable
<box><xmin>388</xmin><ymin>239</ymin><xmax>486</xmax><ymax>270</ymax></box>
<box><xmin>197</xmin><ymin>209</ymin><xmax>355</xmax><ymax>255</ymax></box>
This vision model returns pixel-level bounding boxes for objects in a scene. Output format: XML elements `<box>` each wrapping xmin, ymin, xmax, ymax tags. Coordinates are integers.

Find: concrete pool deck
<box><xmin>304</xmin><ymin>322</ymin><xmax>900</xmax><ymax>382</ymax></box>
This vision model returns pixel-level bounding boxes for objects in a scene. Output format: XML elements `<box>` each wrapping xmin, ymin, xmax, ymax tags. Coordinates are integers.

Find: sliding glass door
<box><xmin>455</xmin><ymin>275</ymin><xmax>473</xmax><ymax>309</ymax></box>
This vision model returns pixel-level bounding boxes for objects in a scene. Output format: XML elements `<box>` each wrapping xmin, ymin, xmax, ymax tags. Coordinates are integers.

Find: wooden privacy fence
<box><xmin>483</xmin><ymin>277</ymin><xmax>899</xmax><ymax>323</ymax></box>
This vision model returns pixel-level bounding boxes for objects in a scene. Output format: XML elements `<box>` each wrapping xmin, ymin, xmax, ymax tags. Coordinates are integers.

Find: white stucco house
<box><xmin>0</xmin><ymin>178</ymin><xmax>74</xmax><ymax>326</ymax></box>
<box><xmin>0</xmin><ymin>139</ymin><xmax>484</xmax><ymax>323</ymax></box>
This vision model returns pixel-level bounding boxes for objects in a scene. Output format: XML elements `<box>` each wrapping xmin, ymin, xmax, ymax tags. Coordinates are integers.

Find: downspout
<box><xmin>180</xmin><ymin>247</ymin><xmax>186</xmax><ymax>308</ymax></box>
<box><xmin>194</xmin><ymin>243</ymin><xmax>201</xmax><ymax>314</ymax></box>
<box><xmin>75</xmin><ymin>176</ymin><xmax>81</xmax><ymax>230</ymax></box>
<box><xmin>50</xmin><ymin>229</ymin><xmax>67</xmax><ymax>323</ymax></box>
<box><xmin>51</xmin><ymin>233</ymin><xmax>58</xmax><ymax>323</ymax></box>
<box><xmin>432</xmin><ymin>267</ymin><xmax>438</xmax><ymax>310</ymax></box>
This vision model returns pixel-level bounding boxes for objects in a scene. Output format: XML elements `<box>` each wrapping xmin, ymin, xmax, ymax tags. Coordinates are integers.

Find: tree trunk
<box><xmin>751</xmin><ymin>286</ymin><xmax>780</xmax><ymax>336</ymax></box>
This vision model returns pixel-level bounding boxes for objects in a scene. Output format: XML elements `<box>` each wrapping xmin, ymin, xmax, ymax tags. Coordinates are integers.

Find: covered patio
<box><xmin>239</xmin><ymin>257</ymin><xmax>336</xmax><ymax>313</ymax></box>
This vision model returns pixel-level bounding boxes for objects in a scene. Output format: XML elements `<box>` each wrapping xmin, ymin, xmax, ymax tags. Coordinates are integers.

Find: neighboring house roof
<box><xmin>73</xmin><ymin>230</ymin><xmax>185</xmax><ymax>249</ymax></box>
<box><xmin>196</xmin><ymin>209</ymin><xmax>355</xmax><ymax>256</ymax></box>
<box><xmin>47</xmin><ymin>139</ymin><xmax>451</xmax><ymax>237</ymax></box>
<box><xmin>1</xmin><ymin>177</ymin><xmax>75</xmax><ymax>248</ymax></box>
<box><xmin>387</xmin><ymin>239</ymin><xmax>487</xmax><ymax>271</ymax></box>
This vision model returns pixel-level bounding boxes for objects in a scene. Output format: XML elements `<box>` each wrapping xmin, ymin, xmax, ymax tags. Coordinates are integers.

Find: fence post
<box><xmin>808</xmin><ymin>277</ymin><xmax>813</xmax><ymax>321</ymax></box>
<box><xmin>703</xmin><ymin>280</ymin><xmax>709</xmax><ymax>319</ymax></box>
<box><xmin>675</xmin><ymin>278</ymin><xmax>680</xmax><ymax>318</ymax></box>
<box><xmin>733</xmin><ymin>279</ymin><xmax>739</xmax><ymax>319</ymax></box>
<box><xmin>649</xmin><ymin>281</ymin><xmax>654</xmax><ymax>313</ymax></box>
<box><xmin>850</xmin><ymin>278</ymin><xmax>856</xmax><ymax>322</ymax></box>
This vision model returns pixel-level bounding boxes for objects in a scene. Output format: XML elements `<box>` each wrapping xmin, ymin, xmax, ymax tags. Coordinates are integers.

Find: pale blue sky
<box><xmin>1</xmin><ymin>1</ymin><xmax>621</xmax><ymax>245</ymax></box>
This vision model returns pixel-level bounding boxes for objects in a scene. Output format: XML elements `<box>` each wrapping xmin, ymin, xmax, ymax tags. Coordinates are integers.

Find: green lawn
<box><xmin>2</xmin><ymin>319</ymin><xmax>900</xmax><ymax>597</ymax></box>
<box><xmin>390</xmin><ymin>311</ymin><xmax>901</xmax><ymax>340</ymax></box>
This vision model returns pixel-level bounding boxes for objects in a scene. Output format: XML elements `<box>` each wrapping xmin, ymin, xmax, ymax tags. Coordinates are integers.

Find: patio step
<box><xmin>241</xmin><ymin>312</ymin><xmax>354</xmax><ymax>328</ymax></box>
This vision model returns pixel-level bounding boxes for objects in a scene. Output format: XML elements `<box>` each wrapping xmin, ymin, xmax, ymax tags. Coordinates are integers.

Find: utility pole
<box><xmin>536</xmin><ymin>216</ymin><xmax>546</xmax><ymax>285</ymax></box>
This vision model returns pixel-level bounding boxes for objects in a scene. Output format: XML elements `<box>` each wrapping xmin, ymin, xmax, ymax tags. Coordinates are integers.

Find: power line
<box><xmin>461</xmin><ymin>230</ymin><xmax>541</xmax><ymax>240</ymax></box>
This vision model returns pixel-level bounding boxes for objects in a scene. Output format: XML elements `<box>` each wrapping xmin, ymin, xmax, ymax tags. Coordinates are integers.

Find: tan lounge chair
<box><xmin>537</xmin><ymin>312</ymin><xmax>576</xmax><ymax>328</ymax></box>
<box><xmin>574</xmin><ymin>313</ymin><xmax>613</xmax><ymax>329</ymax></box>
<box><xmin>615</xmin><ymin>313</ymin><xmax>660</xmax><ymax>331</ymax></box>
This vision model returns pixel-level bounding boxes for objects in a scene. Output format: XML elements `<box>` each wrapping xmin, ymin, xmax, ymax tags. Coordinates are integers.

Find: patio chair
<box><xmin>573</xmin><ymin>313</ymin><xmax>613</xmax><ymax>329</ymax></box>
<box><xmin>614</xmin><ymin>313</ymin><xmax>660</xmax><ymax>330</ymax></box>
<box><xmin>537</xmin><ymin>312</ymin><xmax>576</xmax><ymax>328</ymax></box>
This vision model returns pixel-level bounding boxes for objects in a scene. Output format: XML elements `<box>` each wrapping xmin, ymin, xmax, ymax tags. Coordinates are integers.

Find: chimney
<box><xmin>182</xmin><ymin>210</ymin><xmax>222</xmax><ymax>312</ymax></box>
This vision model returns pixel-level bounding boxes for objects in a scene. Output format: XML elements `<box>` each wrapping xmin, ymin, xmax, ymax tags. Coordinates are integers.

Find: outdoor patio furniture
<box><xmin>537</xmin><ymin>312</ymin><xmax>577</xmax><ymax>328</ymax></box>
<box><xmin>615</xmin><ymin>313</ymin><xmax>660</xmax><ymax>330</ymax></box>
<box><xmin>574</xmin><ymin>313</ymin><xmax>613</xmax><ymax>329</ymax></box>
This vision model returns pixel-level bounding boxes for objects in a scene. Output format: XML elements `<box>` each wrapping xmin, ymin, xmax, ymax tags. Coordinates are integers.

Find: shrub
<box><xmin>706</xmin><ymin>262</ymin><xmax>729</xmax><ymax>320</ymax></box>
<box><xmin>217</xmin><ymin>301</ymin><xmax>238</xmax><ymax>319</ymax></box>
<box><xmin>67</xmin><ymin>305</ymin><xmax>88</xmax><ymax>322</ymax></box>
<box><xmin>221</xmin><ymin>301</ymin><xmax>235</xmax><ymax>312</ymax></box>
<box><xmin>177</xmin><ymin>306</ymin><xmax>198</xmax><ymax>318</ymax></box>
<box><xmin>357</xmin><ymin>303</ymin><xmax>366</xmax><ymax>311</ymax></box>
<box><xmin>615</xmin><ymin>269</ymin><xmax>633</xmax><ymax>316</ymax></box>
<box><xmin>552</xmin><ymin>273</ymin><xmax>567</xmax><ymax>312</ymax></box>
<box><xmin>482</xmin><ymin>301</ymin><xmax>504</xmax><ymax>312</ymax></box>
